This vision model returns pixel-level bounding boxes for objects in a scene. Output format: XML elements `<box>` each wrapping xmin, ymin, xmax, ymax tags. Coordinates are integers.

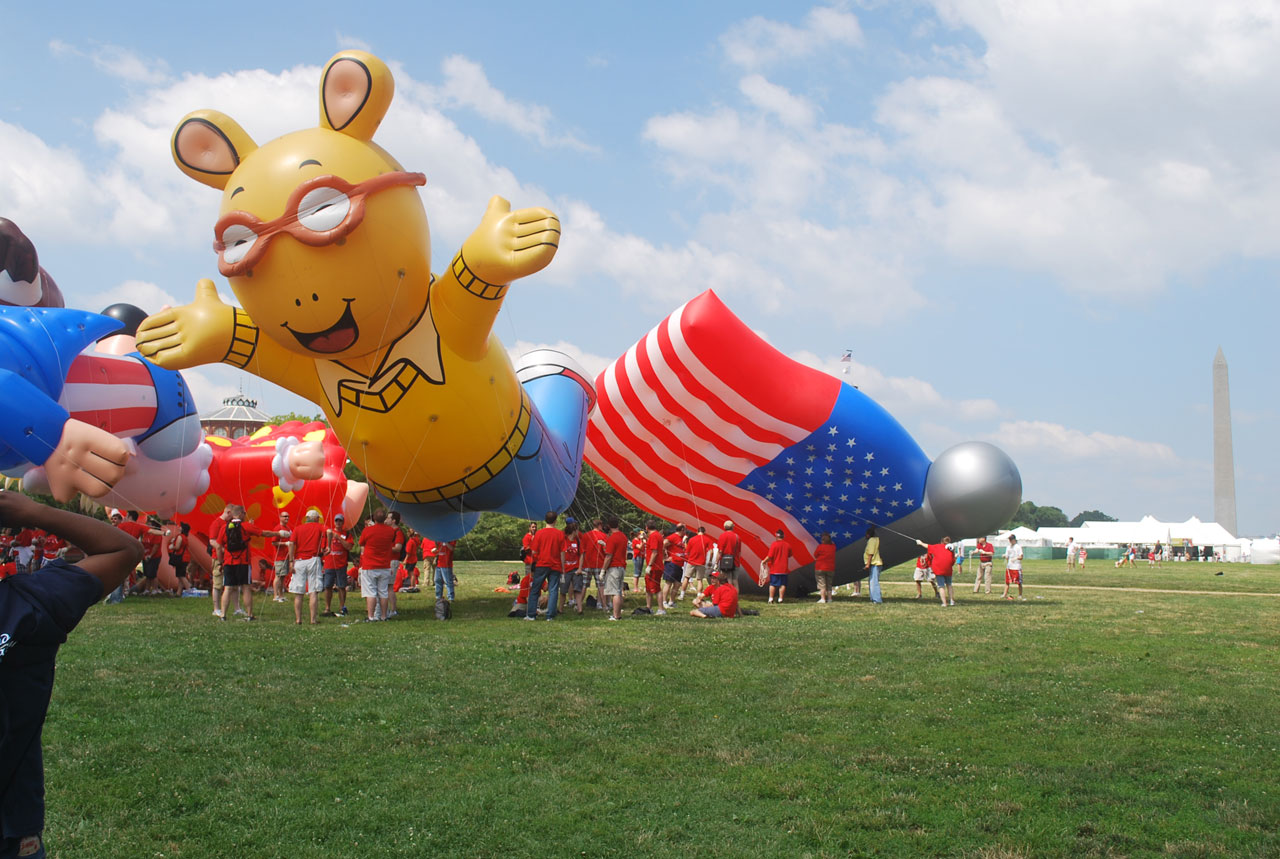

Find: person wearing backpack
<box><xmin>218</xmin><ymin>504</ymin><xmax>287</xmax><ymax>622</ymax></box>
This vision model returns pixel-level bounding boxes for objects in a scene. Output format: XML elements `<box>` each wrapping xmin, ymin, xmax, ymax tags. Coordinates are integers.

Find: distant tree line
<box><xmin>1005</xmin><ymin>501</ymin><xmax>1116</xmax><ymax>530</ymax></box>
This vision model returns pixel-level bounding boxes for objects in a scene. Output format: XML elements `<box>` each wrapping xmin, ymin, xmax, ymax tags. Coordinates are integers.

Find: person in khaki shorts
<box><xmin>599</xmin><ymin>514</ymin><xmax>630</xmax><ymax>621</ymax></box>
<box><xmin>973</xmin><ymin>535</ymin><xmax>994</xmax><ymax>594</ymax></box>
<box><xmin>208</xmin><ymin>508</ymin><xmax>232</xmax><ymax>617</ymax></box>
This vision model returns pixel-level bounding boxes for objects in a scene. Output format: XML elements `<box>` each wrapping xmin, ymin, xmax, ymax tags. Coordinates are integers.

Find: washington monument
<box><xmin>1212</xmin><ymin>347</ymin><xmax>1237</xmax><ymax>536</ymax></box>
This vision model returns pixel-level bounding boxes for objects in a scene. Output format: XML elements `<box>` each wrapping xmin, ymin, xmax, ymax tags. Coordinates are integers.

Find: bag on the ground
<box><xmin>718</xmin><ymin>555</ymin><xmax>736</xmax><ymax>573</ymax></box>
<box><xmin>435</xmin><ymin>597</ymin><xmax>452</xmax><ymax>620</ymax></box>
<box><xmin>224</xmin><ymin>519</ymin><xmax>247</xmax><ymax>553</ymax></box>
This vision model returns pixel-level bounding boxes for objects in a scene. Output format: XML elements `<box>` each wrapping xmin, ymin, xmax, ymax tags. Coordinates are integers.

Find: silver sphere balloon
<box><xmin>924</xmin><ymin>441</ymin><xmax>1022</xmax><ymax>538</ymax></box>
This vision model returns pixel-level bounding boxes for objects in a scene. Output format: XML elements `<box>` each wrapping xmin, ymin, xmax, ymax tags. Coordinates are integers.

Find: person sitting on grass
<box><xmin>1</xmin><ymin>490</ymin><xmax>143</xmax><ymax>859</ymax></box>
<box><xmin>690</xmin><ymin>570</ymin><xmax>739</xmax><ymax>618</ymax></box>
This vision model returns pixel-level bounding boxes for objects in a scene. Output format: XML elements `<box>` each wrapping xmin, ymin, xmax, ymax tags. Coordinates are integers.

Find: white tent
<box><xmin>1028</xmin><ymin>516</ymin><xmax>1256</xmax><ymax>561</ymax></box>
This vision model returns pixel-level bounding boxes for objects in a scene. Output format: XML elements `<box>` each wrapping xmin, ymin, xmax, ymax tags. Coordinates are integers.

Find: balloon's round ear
<box><xmin>172</xmin><ymin>111</ymin><xmax>258</xmax><ymax>190</ymax></box>
<box><xmin>319</xmin><ymin>51</ymin><xmax>393</xmax><ymax>141</ymax></box>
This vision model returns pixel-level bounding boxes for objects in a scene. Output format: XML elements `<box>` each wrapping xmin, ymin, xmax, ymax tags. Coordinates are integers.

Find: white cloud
<box><xmin>415</xmin><ymin>55</ymin><xmax>594</xmax><ymax>151</ymax></box>
<box><xmin>721</xmin><ymin>5</ymin><xmax>864</xmax><ymax>69</ymax></box>
<box><xmin>739</xmin><ymin>75</ymin><xmax>816</xmax><ymax>128</ymax></box>
<box><xmin>988</xmin><ymin>420</ymin><xmax>1178</xmax><ymax>463</ymax></box>
<box><xmin>789</xmin><ymin>348</ymin><xmax>999</xmax><ymax>421</ymax></box>
<box><xmin>0</xmin><ymin>120</ymin><xmax>104</xmax><ymax>240</ymax></box>
<box><xmin>49</xmin><ymin>40</ymin><xmax>169</xmax><ymax>85</ymax></box>
<box><xmin>83</xmin><ymin>279</ymin><xmax>181</xmax><ymax>316</ymax></box>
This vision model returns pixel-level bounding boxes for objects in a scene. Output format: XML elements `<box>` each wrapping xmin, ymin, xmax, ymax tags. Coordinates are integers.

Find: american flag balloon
<box><xmin>586</xmin><ymin>290</ymin><xmax>1021</xmax><ymax>587</ymax></box>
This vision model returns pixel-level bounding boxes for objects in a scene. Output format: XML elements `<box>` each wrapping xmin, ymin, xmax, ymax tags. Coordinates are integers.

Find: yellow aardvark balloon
<box><xmin>137</xmin><ymin>51</ymin><xmax>595</xmax><ymax>540</ymax></box>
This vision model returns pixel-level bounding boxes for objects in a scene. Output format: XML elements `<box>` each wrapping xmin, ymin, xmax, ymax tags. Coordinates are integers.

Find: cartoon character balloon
<box><xmin>0</xmin><ymin>219</ymin><xmax>65</xmax><ymax>307</ymax></box>
<box><xmin>586</xmin><ymin>290</ymin><xmax>1022</xmax><ymax>590</ymax></box>
<box><xmin>137</xmin><ymin>51</ymin><xmax>593</xmax><ymax>541</ymax></box>
<box><xmin>179</xmin><ymin>421</ymin><xmax>369</xmax><ymax>569</ymax></box>
<box><xmin>0</xmin><ymin>307</ymin><xmax>134</xmax><ymax>500</ymax></box>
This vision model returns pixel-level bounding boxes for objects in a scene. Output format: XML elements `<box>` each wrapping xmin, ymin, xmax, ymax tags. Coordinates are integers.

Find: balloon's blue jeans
<box><xmin>526</xmin><ymin>565</ymin><xmax>560</xmax><ymax>620</ymax></box>
<box><xmin>434</xmin><ymin>566</ymin><xmax>455</xmax><ymax>601</ymax></box>
<box><xmin>869</xmin><ymin>565</ymin><xmax>882</xmax><ymax>603</ymax></box>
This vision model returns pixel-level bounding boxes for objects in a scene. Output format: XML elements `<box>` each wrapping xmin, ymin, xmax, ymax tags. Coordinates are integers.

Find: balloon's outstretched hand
<box><xmin>136</xmin><ymin>279</ymin><xmax>234</xmax><ymax>370</ymax></box>
<box><xmin>460</xmin><ymin>196</ymin><xmax>560</xmax><ymax>286</ymax></box>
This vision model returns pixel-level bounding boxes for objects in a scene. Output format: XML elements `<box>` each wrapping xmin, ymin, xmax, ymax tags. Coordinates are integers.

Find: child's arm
<box><xmin>0</xmin><ymin>492</ymin><xmax>141</xmax><ymax>597</ymax></box>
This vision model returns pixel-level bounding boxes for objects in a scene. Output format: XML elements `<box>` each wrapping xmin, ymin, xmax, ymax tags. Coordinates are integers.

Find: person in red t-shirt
<box><xmin>135</xmin><ymin>520</ymin><xmax>165</xmax><ymax>595</ymax></box>
<box><xmin>579</xmin><ymin>518</ymin><xmax>607</xmax><ymax>611</ymax></box>
<box><xmin>716</xmin><ymin>521</ymin><xmax>743</xmax><ymax>591</ymax></box>
<box><xmin>218</xmin><ymin>504</ymin><xmax>286</xmax><ymax>621</ymax></box>
<box><xmin>521</xmin><ymin>522</ymin><xmax>537</xmax><ymax>576</ymax></box>
<box><xmin>110</xmin><ymin>512</ymin><xmax>162</xmax><ymax>602</ymax></box>
<box><xmin>434</xmin><ymin>538</ymin><xmax>457</xmax><ymax>602</ymax></box>
<box><xmin>268</xmin><ymin>511</ymin><xmax>294</xmax><ymax>603</ymax></box>
<box><xmin>402</xmin><ymin>530</ymin><xmax>422</xmax><ymax>592</ymax></box>
<box><xmin>691</xmin><ymin>570</ymin><xmax>740</xmax><ymax>618</ymax></box>
<box><xmin>679</xmin><ymin>526</ymin><xmax>711</xmax><ymax>600</ymax></box>
<box><xmin>560</xmin><ymin>520</ymin><xmax>583</xmax><ymax>615</ymax></box>
<box><xmin>13</xmin><ymin>527</ymin><xmax>39</xmax><ymax>574</ymax></box>
<box><xmin>526</xmin><ymin>511</ymin><xmax>566</xmax><ymax>621</ymax></box>
<box><xmin>643</xmin><ymin>522</ymin><xmax>665</xmax><ymax>615</ymax></box>
<box><xmin>288</xmin><ymin>510</ymin><xmax>327</xmax><ymax>624</ymax></box>
<box><xmin>813</xmin><ymin>532</ymin><xmax>837</xmax><ymax>603</ymax></box>
<box><xmin>973</xmin><ymin>536</ymin><xmax>995</xmax><ymax>595</ymax></box>
<box><xmin>916</xmin><ymin>537</ymin><xmax>957</xmax><ymax>607</ymax></box>
<box><xmin>321</xmin><ymin>514</ymin><xmax>353</xmax><ymax>617</ymax></box>
<box><xmin>358</xmin><ymin>508</ymin><xmax>402</xmax><ymax>621</ymax></box>
<box><xmin>631</xmin><ymin>531</ymin><xmax>645</xmax><ymax>591</ymax></box>
<box><xmin>167</xmin><ymin>522</ymin><xmax>194</xmax><ymax>595</ymax></box>
<box><xmin>661</xmin><ymin>525</ymin><xmax>687</xmax><ymax>610</ymax></box>
<box><xmin>600</xmin><ymin>515</ymin><xmax>630</xmax><ymax>621</ymax></box>
<box><xmin>765</xmin><ymin>529</ymin><xmax>793</xmax><ymax>604</ymax></box>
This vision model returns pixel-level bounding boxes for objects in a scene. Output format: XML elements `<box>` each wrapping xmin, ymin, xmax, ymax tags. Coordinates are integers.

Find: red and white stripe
<box><xmin>58</xmin><ymin>352</ymin><xmax>157</xmax><ymax>438</ymax></box>
<box><xmin>585</xmin><ymin>290</ymin><xmax>838</xmax><ymax>572</ymax></box>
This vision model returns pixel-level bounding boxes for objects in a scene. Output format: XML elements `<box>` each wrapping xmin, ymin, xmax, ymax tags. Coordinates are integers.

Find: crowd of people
<box><xmin>1</xmin><ymin>502</ymin><xmax>1046</xmax><ymax>628</ymax></box>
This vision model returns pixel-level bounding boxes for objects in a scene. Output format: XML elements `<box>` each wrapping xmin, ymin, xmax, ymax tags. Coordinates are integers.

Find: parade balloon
<box><xmin>0</xmin><ymin>219</ymin><xmax>65</xmax><ymax>308</ymax></box>
<box><xmin>585</xmin><ymin>290</ymin><xmax>1023</xmax><ymax>591</ymax></box>
<box><xmin>177</xmin><ymin>421</ymin><xmax>368</xmax><ymax>574</ymax></box>
<box><xmin>136</xmin><ymin>51</ymin><xmax>593</xmax><ymax>541</ymax></box>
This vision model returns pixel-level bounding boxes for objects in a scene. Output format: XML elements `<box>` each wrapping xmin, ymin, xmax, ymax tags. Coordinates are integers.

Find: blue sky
<box><xmin>3</xmin><ymin>1</ymin><xmax>1277</xmax><ymax>535</ymax></box>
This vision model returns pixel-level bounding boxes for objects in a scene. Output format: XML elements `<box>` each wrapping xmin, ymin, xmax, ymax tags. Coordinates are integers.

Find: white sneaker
<box><xmin>523</xmin><ymin>616</ymin><xmax>536</xmax><ymax>621</ymax></box>
<box><xmin>817</xmin><ymin>598</ymin><xmax>826</xmax><ymax>604</ymax></box>
<box><xmin>234</xmin><ymin>608</ymin><xmax>246</xmax><ymax>616</ymax></box>
<box><xmin>677</xmin><ymin>594</ymin><xmax>685</xmax><ymax>601</ymax></box>
<box><xmin>768</xmin><ymin>597</ymin><xmax>774</xmax><ymax>603</ymax></box>
<box><xmin>949</xmin><ymin>601</ymin><xmax>956</xmax><ymax>606</ymax></box>
<box><xmin>212</xmin><ymin>609</ymin><xmax>224</xmax><ymax>618</ymax></box>
<box><xmin>654</xmin><ymin>609</ymin><xmax>667</xmax><ymax>616</ymax></box>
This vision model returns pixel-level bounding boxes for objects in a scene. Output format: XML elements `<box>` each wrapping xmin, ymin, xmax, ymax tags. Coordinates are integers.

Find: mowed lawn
<box><xmin>42</xmin><ymin>559</ymin><xmax>1280</xmax><ymax>858</ymax></box>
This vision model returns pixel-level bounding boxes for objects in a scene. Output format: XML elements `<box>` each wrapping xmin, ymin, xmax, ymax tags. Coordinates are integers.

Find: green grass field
<box><xmin>41</xmin><ymin>559</ymin><xmax>1280</xmax><ymax>858</ymax></box>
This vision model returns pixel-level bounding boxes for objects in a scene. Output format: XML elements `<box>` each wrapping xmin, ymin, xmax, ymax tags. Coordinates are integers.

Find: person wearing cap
<box><xmin>321</xmin><ymin>514</ymin><xmax>353</xmax><ymax>617</ymax></box>
<box><xmin>765</xmin><ymin>529</ymin><xmax>792</xmax><ymax>603</ymax></box>
<box><xmin>690</xmin><ymin>568</ymin><xmax>739</xmax><ymax>619</ymax></box>
<box><xmin>290</xmin><ymin>510</ymin><xmax>327</xmax><ymax>624</ymax></box>
<box><xmin>715</xmin><ymin>521</ymin><xmax>742</xmax><ymax>589</ymax></box>
<box><xmin>1002</xmin><ymin>533</ymin><xmax>1025</xmax><ymax>601</ymax></box>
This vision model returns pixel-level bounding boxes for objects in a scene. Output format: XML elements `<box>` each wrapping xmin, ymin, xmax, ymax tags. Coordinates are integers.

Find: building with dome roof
<box><xmin>200</xmin><ymin>394</ymin><xmax>272</xmax><ymax>440</ymax></box>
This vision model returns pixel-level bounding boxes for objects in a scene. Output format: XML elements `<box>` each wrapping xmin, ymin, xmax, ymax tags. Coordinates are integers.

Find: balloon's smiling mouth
<box><xmin>284</xmin><ymin>299</ymin><xmax>359</xmax><ymax>354</ymax></box>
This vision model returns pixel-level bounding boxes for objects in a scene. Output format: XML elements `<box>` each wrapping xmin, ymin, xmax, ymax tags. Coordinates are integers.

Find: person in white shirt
<box><xmin>1002</xmin><ymin>533</ymin><xmax>1024</xmax><ymax>601</ymax></box>
<box><xmin>1065</xmin><ymin>537</ymin><xmax>1076</xmax><ymax>570</ymax></box>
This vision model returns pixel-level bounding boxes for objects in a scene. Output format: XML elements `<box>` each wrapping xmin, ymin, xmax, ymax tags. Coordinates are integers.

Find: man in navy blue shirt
<box><xmin>0</xmin><ymin>491</ymin><xmax>142</xmax><ymax>859</ymax></box>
